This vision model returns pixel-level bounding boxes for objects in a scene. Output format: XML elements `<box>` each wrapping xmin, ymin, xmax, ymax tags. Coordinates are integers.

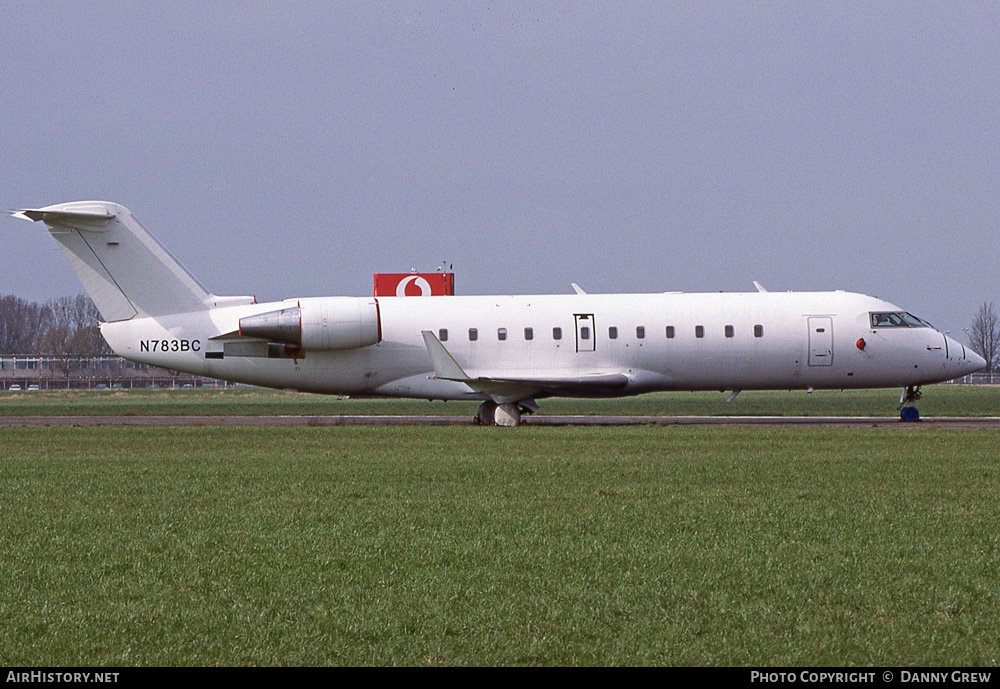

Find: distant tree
<box><xmin>0</xmin><ymin>294</ymin><xmax>45</xmax><ymax>353</ymax></box>
<box><xmin>68</xmin><ymin>325</ymin><xmax>111</xmax><ymax>355</ymax></box>
<box><xmin>1</xmin><ymin>293</ymin><xmax>110</xmax><ymax>355</ymax></box>
<box><xmin>32</xmin><ymin>326</ymin><xmax>71</xmax><ymax>355</ymax></box>
<box><xmin>44</xmin><ymin>295</ymin><xmax>110</xmax><ymax>355</ymax></box>
<box><xmin>968</xmin><ymin>301</ymin><xmax>999</xmax><ymax>373</ymax></box>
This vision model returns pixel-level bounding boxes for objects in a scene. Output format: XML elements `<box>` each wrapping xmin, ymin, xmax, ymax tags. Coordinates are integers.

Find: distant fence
<box><xmin>942</xmin><ymin>372</ymin><xmax>999</xmax><ymax>385</ymax></box>
<box><xmin>0</xmin><ymin>355</ymin><xmax>228</xmax><ymax>390</ymax></box>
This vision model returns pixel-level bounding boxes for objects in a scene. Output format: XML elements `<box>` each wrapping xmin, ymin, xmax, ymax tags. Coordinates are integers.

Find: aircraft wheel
<box><xmin>494</xmin><ymin>403</ymin><xmax>522</xmax><ymax>427</ymax></box>
<box><xmin>474</xmin><ymin>401</ymin><xmax>498</xmax><ymax>425</ymax></box>
<box><xmin>899</xmin><ymin>406</ymin><xmax>920</xmax><ymax>422</ymax></box>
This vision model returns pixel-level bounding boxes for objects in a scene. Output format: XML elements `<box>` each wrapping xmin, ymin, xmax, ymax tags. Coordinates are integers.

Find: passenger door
<box><xmin>808</xmin><ymin>317</ymin><xmax>834</xmax><ymax>366</ymax></box>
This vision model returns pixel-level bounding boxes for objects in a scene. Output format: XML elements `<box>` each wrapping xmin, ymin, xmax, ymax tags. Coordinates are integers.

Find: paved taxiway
<box><xmin>2</xmin><ymin>415</ymin><xmax>999</xmax><ymax>428</ymax></box>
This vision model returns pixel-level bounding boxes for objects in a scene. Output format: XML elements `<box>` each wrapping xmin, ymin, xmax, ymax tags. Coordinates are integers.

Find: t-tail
<box><xmin>11</xmin><ymin>201</ymin><xmax>247</xmax><ymax>321</ymax></box>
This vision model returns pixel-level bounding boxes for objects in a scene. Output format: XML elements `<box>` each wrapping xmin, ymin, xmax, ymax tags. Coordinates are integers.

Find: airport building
<box><xmin>0</xmin><ymin>355</ymin><xmax>216</xmax><ymax>390</ymax></box>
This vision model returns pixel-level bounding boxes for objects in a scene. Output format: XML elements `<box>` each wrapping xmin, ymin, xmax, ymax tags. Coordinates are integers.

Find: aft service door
<box><xmin>574</xmin><ymin>314</ymin><xmax>595</xmax><ymax>353</ymax></box>
<box><xmin>808</xmin><ymin>317</ymin><xmax>834</xmax><ymax>366</ymax></box>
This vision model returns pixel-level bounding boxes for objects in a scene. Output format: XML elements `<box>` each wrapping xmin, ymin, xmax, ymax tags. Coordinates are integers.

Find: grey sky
<box><xmin>3</xmin><ymin>1</ymin><xmax>998</xmax><ymax>337</ymax></box>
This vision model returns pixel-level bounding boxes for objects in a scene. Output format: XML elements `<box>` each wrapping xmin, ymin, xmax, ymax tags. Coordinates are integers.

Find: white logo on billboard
<box><xmin>396</xmin><ymin>275</ymin><xmax>432</xmax><ymax>296</ymax></box>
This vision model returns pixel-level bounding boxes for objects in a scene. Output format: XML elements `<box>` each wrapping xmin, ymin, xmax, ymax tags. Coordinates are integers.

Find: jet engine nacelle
<box><xmin>239</xmin><ymin>297</ymin><xmax>381</xmax><ymax>350</ymax></box>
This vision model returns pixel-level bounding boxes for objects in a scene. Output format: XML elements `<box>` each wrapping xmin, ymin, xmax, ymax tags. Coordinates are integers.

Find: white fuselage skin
<box><xmin>101</xmin><ymin>290</ymin><xmax>981</xmax><ymax>402</ymax></box>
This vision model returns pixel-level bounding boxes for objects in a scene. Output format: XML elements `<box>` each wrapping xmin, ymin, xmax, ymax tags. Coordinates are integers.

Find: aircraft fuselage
<box><xmin>100</xmin><ymin>290</ymin><xmax>978</xmax><ymax>401</ymax></box>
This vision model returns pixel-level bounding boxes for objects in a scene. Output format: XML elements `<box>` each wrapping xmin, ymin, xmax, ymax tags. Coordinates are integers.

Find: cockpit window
<box><xmin>870</xmin><ymin>312</ymin><xmax>932</xmax><ymax>328</ymax></box>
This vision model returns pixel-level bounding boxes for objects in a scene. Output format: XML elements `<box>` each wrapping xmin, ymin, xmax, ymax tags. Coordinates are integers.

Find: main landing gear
<box><xmin>473</xmin><ymin>400</ymin><xmax>536</xmax><ymax>427</ymax></box>
<box><xmin>474</xmin><ymin>401</ymin><xmax>498</xmax><ymax>425</ymax></box>
<box><xmin>898</xmin><ymin>385</ymin><xmax>922</xmax><ymax>422</ymax></box>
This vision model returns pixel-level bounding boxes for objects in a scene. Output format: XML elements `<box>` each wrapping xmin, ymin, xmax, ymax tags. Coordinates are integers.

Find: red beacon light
<box><xmin>856</xmin><ymin>338</ymin><xmax>866</xmax><ymax>351</ymax></box>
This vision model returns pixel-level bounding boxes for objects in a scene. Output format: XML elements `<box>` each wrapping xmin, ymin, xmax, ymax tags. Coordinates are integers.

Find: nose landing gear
<box><xmin>898</xmin><ymin>385</ymin><xmax>922</xmax><ymax>422</ymax></box>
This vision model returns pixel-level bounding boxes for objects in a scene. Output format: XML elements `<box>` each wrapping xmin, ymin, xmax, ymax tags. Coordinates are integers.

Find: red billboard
<box><xmin>373</xmin><ymin>273</ymin><xmax>455</xmax><ymax>297</ymax></box>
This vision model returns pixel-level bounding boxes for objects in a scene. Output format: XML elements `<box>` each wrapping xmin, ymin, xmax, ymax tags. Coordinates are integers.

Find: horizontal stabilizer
<box><xmin>12</xmin><ymin>206</ymin><xmax>115</xmax><ymax>230</ymax></box>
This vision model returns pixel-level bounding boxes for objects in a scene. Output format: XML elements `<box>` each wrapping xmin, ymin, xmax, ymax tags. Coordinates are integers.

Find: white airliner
<box><xmin>12</xmin><ymin>201</ymin><xmax>985</xmax><ymax>425</ymax></box>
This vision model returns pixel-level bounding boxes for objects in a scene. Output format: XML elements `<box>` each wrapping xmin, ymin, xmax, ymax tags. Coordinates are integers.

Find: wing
<box><xmin>420</xmin><ymin>330</ymin><xmax>628</xmax><ymax>403</ymax></box>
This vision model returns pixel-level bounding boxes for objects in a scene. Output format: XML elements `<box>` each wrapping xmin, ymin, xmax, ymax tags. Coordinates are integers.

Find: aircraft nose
<box><xmin>947</xmin><ymin>334</ymin><xmax>987</xmax><ymax>375</ymax></box>
<box><xmin>967</xmin><ymin>349</ymin><xmax>987</xmax><ymax>374</ymax></box>
<box><xmin>942</xmin><ymin>335</ymin><xmax>986</xmax><ymax>377</ymax></box>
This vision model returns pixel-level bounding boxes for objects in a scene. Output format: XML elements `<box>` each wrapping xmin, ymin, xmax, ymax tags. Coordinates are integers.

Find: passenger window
<box><xmin>695</xmin><ymin>325</ymin><xmax>704</xmax><ymax>339</ymax></box>
<box><xmin>666</xmin><ymin>326</ymin><xmax>675</xmax><ymax>339</ymax></box>
<box><xmin>439</xmin><ymin>329</ymin><xmax>448</xmax><ymax>342</ymax></box>
<box><xmin>754</xmin><ymin>324</ymin><xmax>764</xmax><ymax>338</ymax></box>
<box><xmin>469</xmin><ymin>328</ymin><xmax>478</xmax><ymax>341</ymax></box>
<box><xmin>580</xmin><ymin>327</ymin><xmax>590</xmax><ymax>340</ymax></box>
<box><xmin>609</xmin><ymin>327</ymin><xmax>618</xmax><ymax>339</ymax></box>
<box><xmin>725</xmin><ymin>325</ymin><xmax>734</xmax><ymax>338</ymax></box>
<box><xmin>553</xmin><ymin>327</ymin><xmax>562</xmax><ymax>340</ymax></box>
<box><xmin>498</xmin><ymin>328</ymin><xmax>507</xmax><ymax>341</ymax></box>
<box><xmin>636</xmin><ymin>326</ymin><xmax>645</xmax><ymax>339</ymax></box>
<box><xmin>524</xmin><ymin>327</ymin><xmax>533</xmax><ymax>340</ymax></box>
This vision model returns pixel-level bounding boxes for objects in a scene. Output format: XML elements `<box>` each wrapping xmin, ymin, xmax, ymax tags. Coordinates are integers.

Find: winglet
<box><xmin>753</xmin><ymin>281</ymin><xmax>768</xmax><ymax>293</ymax></box>
<box><xmin>421</xmin><ymin>330</ymin><xmax>470</xmax><ymax>381</ymax></box>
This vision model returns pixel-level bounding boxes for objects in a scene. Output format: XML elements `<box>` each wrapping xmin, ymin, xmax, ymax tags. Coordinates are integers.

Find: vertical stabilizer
<box><xmin>12</xmin><ymin>201</ymin><xmax>214</xmax><ymax>321</ymax></box>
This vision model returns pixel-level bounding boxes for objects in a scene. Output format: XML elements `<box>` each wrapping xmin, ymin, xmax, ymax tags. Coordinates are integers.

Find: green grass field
<box><xmin>1</xmin><ymin>422</ymin><xmax>999</xmax><ymax>666</ymax></box>
<box><xmin>0</xmin><ymin>384</ymin><xmax>997</xmax><ymax>417</ymax></box>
